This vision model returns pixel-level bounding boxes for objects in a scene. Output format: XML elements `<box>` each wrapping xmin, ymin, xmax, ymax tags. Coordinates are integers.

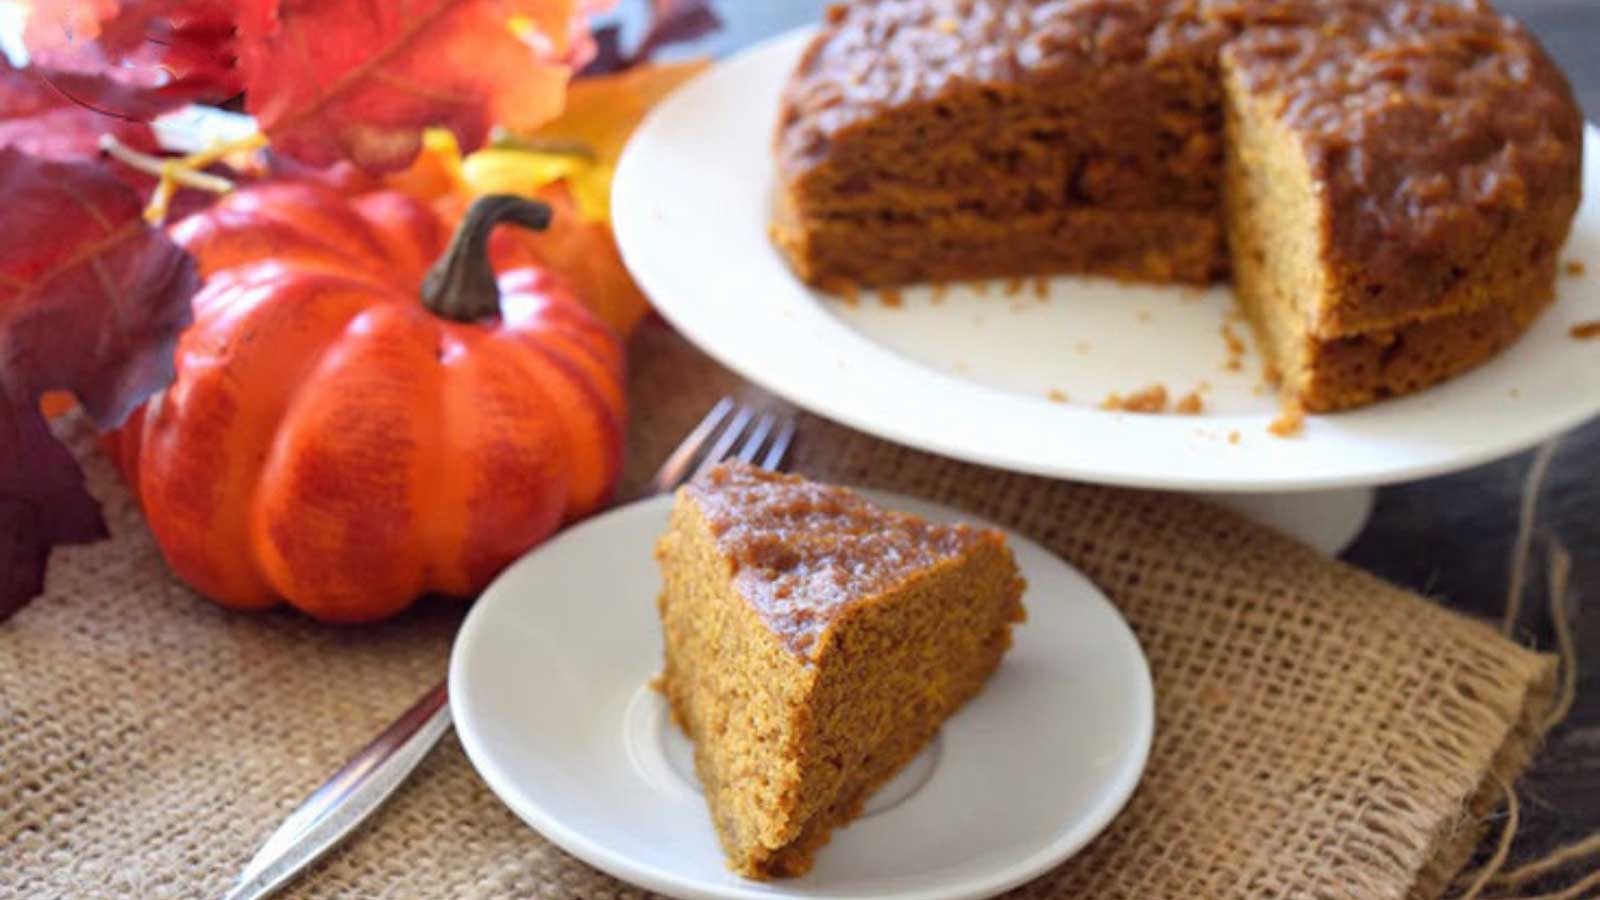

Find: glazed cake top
<box><xmin>1218</xmin><ymin>0</ymin><xmax>1581</xmax><ymax>328</ymax></box>
<box><xmin>778</xmin><ymin>0</ymin><xmax>1227</xmax><ymax>169</ymax></box>
<box><xmin>684</xmin><ymin>462</ymin><xmax>999</xmax><ymax>658</ymax></box>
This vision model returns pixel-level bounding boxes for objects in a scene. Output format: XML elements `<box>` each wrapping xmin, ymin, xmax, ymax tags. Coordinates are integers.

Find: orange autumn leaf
<box><xmin>385</xmin><ymin>129</ymin><xmax>465</xmax><ymax>202</ymax></box>
<box><xmin>236</xmin><ymin>0</ymin><xmax>593</xmax><ymax>175</ymax></box>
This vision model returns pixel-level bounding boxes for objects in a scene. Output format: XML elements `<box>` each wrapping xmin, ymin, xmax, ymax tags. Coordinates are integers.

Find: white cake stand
<box><xmin>613</xmin><ymin>29</ymin><xmax>1600</xmax><ymax>555</ymax></box>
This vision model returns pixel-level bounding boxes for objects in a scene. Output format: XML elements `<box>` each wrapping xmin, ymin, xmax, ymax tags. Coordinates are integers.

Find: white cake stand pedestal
<box><xmin>1207</xmin><ymin>487</ymin><xmax>1377</xmax><ymax>556</ymax></box>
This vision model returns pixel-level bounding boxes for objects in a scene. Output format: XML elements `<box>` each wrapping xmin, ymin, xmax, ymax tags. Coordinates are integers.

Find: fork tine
<box><xmin>761</xmin><ymin>417</ymin><xmax>797</xmax><ymax>471</ymax></box>
<box><xmin>735</xmin><ymin>412</ymin><xmax>777</xmax><ymax>465</ymax></box>
<box><xmin>691</xmin><ymin>404</ymin><xmax>756</xmax><ymax>483</ymax></box>
<box><xmin>638</xmin><ymin>397</ymin><xmax>734</xmax><ymax>498</ymax></box>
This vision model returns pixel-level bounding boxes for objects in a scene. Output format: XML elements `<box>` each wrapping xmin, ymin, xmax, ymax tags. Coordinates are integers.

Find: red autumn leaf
<box><xmin>114</xmin><ymin>1</ymin><xmax>242</xmax><ymax>101</ymax></box>
<box><xmin>23</xmin><ymin>0</ymin><xmax>243</xmax><ymax>102</ymax></box>
<box><xmin>235</xmin><ymin>0</ymin><xmax>593</xmax><ymax>175</ymax></box>
<box><xmin>0</xmin><ymin>148</ymin><xmax>198</xmax><ymax>619</ymax></box>
<box><xmin>255</xmin><ymin>149</ymin><xmax>384</xmax><ymax>195</ymax></box>
<box><xmin>0</xmin><ymin>57</ymin><xmax>178</xmax><ymax>159</ymax></box>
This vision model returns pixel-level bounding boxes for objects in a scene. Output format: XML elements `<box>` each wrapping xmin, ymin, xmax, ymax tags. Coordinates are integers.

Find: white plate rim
<box><xmin>612</xmin><ymin>26</ymin><xmax>1600</xmax><ymax>494</ymax></box>
<box><xmin>449</xmin><ymin>490</ymin><xmax>1155</xmax><ymax>900</ymax></box>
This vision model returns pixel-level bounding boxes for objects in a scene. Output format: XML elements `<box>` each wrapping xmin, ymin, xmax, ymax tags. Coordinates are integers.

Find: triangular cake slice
<box><xmin>654</xmin><ymin>462</ymin><xmax>1026</xmax><ymax>878</ymax></box>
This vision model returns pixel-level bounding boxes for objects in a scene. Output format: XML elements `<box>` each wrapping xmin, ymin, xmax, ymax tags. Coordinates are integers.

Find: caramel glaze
<box><xmin>685</xmin><ymin>463</ymin><xmax>1000</xmax><ymax>659</ymax></box>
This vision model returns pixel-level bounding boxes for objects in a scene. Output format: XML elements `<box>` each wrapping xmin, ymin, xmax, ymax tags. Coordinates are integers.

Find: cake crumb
<box><xmin>1004</xmin><ymin>277</ymin><xmax>1024</xmax><ymax>296</ymax></box>
<box><xmin>1509</xmin><ymin>387</ymin><xmax>1522</xmax><ymax>398</ymax></box>
<box><xmin>1075</xmin><ymin>340</ymin><xmax>1092</xmax><ymax>355</ymax></box>
<box><xmin>1221</xmin><ymin>322</ymin><xmax>1247</xmax><ymax>371</ymax></box>
<box><xmin>822</xmin><ymin>278</ymin><xmax>861</xmax><ymax>306</ymax></box>
<box><xmin>1033</xmin><ymin>276</ymin><xmax>1050</xmax><ymax>299</ymax></box>
<box><xmin>1570</xmin><ymin>319</ymin><xmax>1600</xmax><ymax>340</ymax></box>
<box><xmin>1047</xmin><ymin>389</ymin><xmax>1069</xmax><ymax>404</ymax></box>
<box><xmin>1267</xmin><ymin>398</ymin><xmax>1306</xmax><ymax>438</ymax></box>
<box><xmin>1137</xmin><ymin>310</ymin><xmax>1153</xmax><ymax>324</ymax></box>
<box><xmin>952</xmin><ymin>360</ymin><xmax>970</xmax><ymax>373</ymax></box>
<box><xmin>1174</xmin><ymin>391</ymin><xmax>1205</xmax><ymax>415</ymax></box>
<box><xmin>1221</xmin><ymin>322</ymin><xmax>1246</xmax><ymax>355</ymax></box>
<box><xmin>880</xmin><ymin>287</ymin><xmax>904</xmax><ymax>308</ymax></box>
<box><xmin>935</xmin><ymin>15</ymin><xmax>958</xmax><ymax>33</ymax></box>
<box><xmin>1565</xmin><ymin>259</ymin><xmax>1586</xmax><ymax>277</ymax></box>
<box><xmin>1227</xmin><ymin>430</ymin><xmax>1241</xmax><ymax>445</ymax></box>
<box><xmin>1101</xmin><ymin>384</ymin><xmax>1168</xmax><ymax>414</ymax></box>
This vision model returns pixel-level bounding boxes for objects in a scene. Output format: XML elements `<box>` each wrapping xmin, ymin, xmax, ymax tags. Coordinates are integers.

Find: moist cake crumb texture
<box><xmin>683</xmin><ymin>463</ymin><xmax>993</xmax><ymax>656</ymax></box>
<box><xmin>654</xmin><ymin>462</ymin><xmax>1026</xmax><ymax>878</ymax></box>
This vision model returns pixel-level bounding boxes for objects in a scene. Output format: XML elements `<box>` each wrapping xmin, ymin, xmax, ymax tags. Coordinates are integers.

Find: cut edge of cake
<box><xmin>1219</xmin><ymin>59</ymin><xmax>1575</xmax><ymax>410</ymax></box>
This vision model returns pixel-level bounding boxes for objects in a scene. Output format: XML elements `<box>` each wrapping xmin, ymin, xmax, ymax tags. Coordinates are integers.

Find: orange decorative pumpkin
<box><xmin>106</xmin><ymin>183</ymin><xmax>626</xmax><ymax>622</ymax></box>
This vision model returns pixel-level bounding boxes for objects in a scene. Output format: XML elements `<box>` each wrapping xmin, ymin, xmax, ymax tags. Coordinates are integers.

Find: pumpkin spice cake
<box><xmin>654</xmin><ymin>462</ymin><xmax>1026</xmax><ymax>878</ymax></box>
<box><xmin>772</xmin><ymin>0</ymin><xmax>1584</xmax><ymax>411</ymax></box>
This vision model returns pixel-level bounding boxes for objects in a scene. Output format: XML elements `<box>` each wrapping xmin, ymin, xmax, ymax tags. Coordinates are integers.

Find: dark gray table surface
<box><xmin>617</xmin><ymin>0</ymin><xmax>1600</xmax><ymax>882</ymax></box>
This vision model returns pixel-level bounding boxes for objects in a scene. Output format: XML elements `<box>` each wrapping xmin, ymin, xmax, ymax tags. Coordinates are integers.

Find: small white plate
<box><xmin>612</xmin><ymin>28</ymin><xmax>1600</xmax><ymax>493</ymax></box>
<box><xmin>450</xmin><ymin>490</ymin><xmax>1154</xmax><ymax>900</ymax></box>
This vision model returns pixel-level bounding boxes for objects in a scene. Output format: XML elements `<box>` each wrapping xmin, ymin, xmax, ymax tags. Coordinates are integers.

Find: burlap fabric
<box><xmin>2</xmin><ymin>320</ymin><xmax>1557</xmax><ymax>899</ymax></box>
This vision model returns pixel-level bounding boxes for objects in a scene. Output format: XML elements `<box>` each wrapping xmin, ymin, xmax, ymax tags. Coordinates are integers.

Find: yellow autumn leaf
<box><xmin>534</xmin><ymin>59</ymin><xmax>707</xmax><ymax>168</ymax></box>
<box><xmin>399</xmin><ymin>60</ymin><xmax>706</xmax><ymax>223</ymax></box>
<box><xmin>462</xmin><ymin>147</ymin><xmax>593</xmax><ymax>211</ymax></box>
<box><xmin>511</xmin><ymin>59</ymin><xmax>707</xmax><ymax>221</ymax></box>
<box><xmin>383</xmin><ymin>60</ymin><xmax>706</xmax><ymax>335</ymax></box>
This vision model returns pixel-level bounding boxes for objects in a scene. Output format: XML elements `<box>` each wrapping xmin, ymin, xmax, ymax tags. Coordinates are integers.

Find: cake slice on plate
<box><xmin>654</xmin><ymin>462</ymin><xmax>1026</xmax><ymax>878</ymax></box>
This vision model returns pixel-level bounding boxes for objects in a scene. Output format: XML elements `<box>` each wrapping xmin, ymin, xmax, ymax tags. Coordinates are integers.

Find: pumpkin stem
<box><xmin>420</xmin><ymin>194</ymin><xmax>552</xmax><ymax>322</ymax></box>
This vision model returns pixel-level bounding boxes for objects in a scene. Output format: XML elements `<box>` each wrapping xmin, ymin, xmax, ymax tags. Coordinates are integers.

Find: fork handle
<box><xmin>223</xmin><ymin>680</ymin><xmax>452</xmax><ymax>900</ymax></box>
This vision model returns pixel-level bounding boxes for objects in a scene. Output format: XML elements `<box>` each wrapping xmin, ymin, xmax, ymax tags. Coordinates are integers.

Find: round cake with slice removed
<box><xmin>771</xmin><ymin>0</ymin><xmax>1584</xmax><ymax>411</ymax></box>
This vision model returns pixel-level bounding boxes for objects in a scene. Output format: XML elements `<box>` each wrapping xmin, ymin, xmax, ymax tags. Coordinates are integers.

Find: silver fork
<box><xmin>223</xmin><ymin>397</ymin><xmax>796</xmax><ymax>900</ymax></box>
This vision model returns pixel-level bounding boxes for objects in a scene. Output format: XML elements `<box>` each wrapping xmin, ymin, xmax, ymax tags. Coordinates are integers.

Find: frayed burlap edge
<box><xmin>1411</xmin><ymin>653</ymin><xmax>1557</xmax><ymax>900</ymax></box>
